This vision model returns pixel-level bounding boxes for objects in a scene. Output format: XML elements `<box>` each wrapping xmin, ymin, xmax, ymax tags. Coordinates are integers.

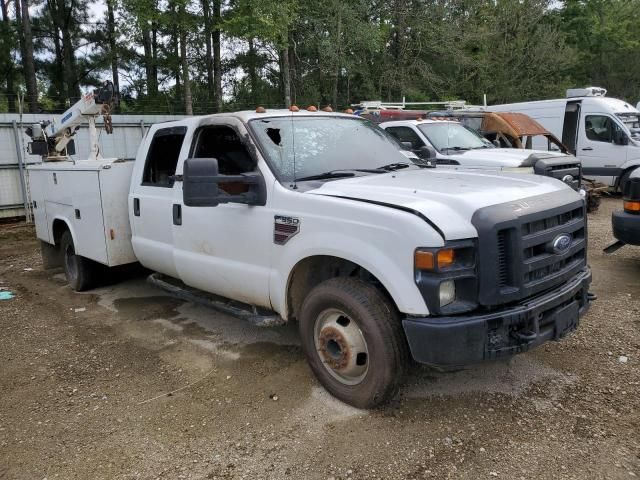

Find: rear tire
<box><xmin>298</xmin><ymin>277</ymin><xmax>409</xmax><ymax>409</ymax></box>
<box><xmin>60</xmin><ymin>230</ymin><xmax>96</xmax><ymax>291</ymax></box>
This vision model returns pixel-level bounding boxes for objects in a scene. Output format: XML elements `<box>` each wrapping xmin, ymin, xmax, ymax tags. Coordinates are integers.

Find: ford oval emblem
<box><xmin>552</xmin><ymin>234</ymin><xmax>572</xmax><ymax>254</ymax></box>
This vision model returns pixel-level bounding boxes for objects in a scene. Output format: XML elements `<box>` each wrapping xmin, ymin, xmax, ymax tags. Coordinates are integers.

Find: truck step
<box><xmin>147</xmin><ymin>273</ymin><xmax>285</xmax><ymax>327</ymax></box>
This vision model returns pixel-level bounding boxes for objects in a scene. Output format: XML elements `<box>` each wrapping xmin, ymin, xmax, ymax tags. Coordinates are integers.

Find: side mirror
<box><xmin>183</xmin><ymin>157</ymin><xmax>266</xmax><ymax>207</ymax></box>
<box><xmin>417</xmin><ymin>145</ymin><xmax>437</xmax><ymax>159</ymax></box>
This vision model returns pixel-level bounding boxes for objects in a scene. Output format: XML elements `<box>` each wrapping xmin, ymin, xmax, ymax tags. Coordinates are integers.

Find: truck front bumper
<box><xmin>612</xmin><ymin>210</ymin><xmax>640</xmax><ymax>246</ymax></box>
<box><xmin>402</xmin><ymin>268</ymin><xmax>592</xmax><ymax>367</ymax></box>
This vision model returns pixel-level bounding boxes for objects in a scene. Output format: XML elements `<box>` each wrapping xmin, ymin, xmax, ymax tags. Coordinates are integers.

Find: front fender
<box><xmin>270</xmin><ymin>232</ymin><xmax>431</xmax><ymax>320</ymax></box>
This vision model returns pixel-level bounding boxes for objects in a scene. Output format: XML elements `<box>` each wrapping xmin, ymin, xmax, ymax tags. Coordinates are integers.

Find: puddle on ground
<box><xmin>188</xmin><ymin>338</ymin><xmax>241</xmax><ymax>361</ymax></box>
<box><xmin>89</xmin><ymin>278</ymin><xmax>299</xmax><ymax>365</ymax></box>
<box><xmin>174</xmin><ymin>302</ymin><xmax>300</xmax><ymax>347</ymax></box>
<box><xmin>113</xmin><ymin>296</ymin><xmax>183</xmax><ymax>320</ymax></box>
<box><xmin>89</xmin><ymin>279</ymin><xmax>172</xmax><ymax>313</ymax></box>
<box><xmin>404</xmin><ymin>355</ymin><xmax>575</xmax><ymax>398</ymax></box>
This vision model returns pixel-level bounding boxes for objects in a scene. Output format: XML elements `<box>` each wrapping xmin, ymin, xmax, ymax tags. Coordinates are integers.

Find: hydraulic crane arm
<box><xmin>26</xmin><ymin>81</ymin><xmax>115</xmax><ymax>162</ymax></box>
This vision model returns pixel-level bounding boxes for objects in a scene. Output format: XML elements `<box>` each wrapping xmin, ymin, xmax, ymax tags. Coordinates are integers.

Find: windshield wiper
<box><xmin>442</xmin><ymin>146</ymin><xmax>470</xmax><ymax>152</ymax></box>
<box><xmin>375</xmin><ymin>162</ymin><xmax>411</xmax><ymax>171</ymax></box>
<box><xmin>296</xmin><ymin>170</ymin><xmax>358</xmax><ymax>182</ymax></box>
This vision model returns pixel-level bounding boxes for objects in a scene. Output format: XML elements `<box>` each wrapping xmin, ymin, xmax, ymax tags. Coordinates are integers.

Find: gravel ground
<box><xmin>0</xmin><ymin>196</ymin><xmax>639</xmax><ymax>480</ymax></box>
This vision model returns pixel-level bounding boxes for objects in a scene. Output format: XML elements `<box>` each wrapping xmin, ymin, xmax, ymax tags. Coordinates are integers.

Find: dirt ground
<box><xmin>0</xmin><ymin>197</ymin><xmax>639</xmax><ymax>480</ymax></box>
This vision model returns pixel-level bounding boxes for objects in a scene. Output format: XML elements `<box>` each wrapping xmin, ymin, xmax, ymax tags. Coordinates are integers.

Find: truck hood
<box><xmin>308</xmin><ymin>168</ymin><xmax>579</xmax><ymax>240</ymax></box>
<box><xmin>446</xmin><ymin>148</ymin><xmax>571</xmax><ymax>168</ymax></box>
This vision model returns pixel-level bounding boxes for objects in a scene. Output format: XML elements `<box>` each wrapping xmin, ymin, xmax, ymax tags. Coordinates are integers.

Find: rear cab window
<box><xmin>142</xmin><ymin>126</ymin><xmax>187</xmax><ymax>187</ymax></box>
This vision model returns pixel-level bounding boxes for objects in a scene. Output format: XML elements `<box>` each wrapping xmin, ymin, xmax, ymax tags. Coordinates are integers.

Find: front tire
<box><xmin>298</xmin><ymin>277</ymin><xmax>409</xmax><ymax>409</ymax></box>
<box><xmin>60</xmin><ymin>230</ymin><xmax>96</xmax><ymax>291</ymax></box>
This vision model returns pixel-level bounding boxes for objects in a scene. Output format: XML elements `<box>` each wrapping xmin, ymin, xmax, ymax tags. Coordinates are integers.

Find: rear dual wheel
<box><xmin>298</xmin><ymin>277</ymin><xmax>409</xmax><ymax>409</ymax></box>
<box><xmin>60</xmin><ymin>231</ymin><xmax>97</xmax><ymax>292</ymax></box>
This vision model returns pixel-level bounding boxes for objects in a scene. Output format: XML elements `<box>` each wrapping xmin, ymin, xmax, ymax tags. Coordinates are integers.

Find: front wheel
<box><xmin>60</xmin><ymin>231</ymin><xmax>96</xmax><ymax>291</ymax></box>
<box><xmin>298</xmin><ymin>277</ymin><xmax>409</xmax><ymax>408</ymax></box>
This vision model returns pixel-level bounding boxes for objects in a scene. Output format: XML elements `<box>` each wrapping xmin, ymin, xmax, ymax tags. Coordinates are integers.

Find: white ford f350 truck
<box><xmin>28</xmin><ymin>109</ymin><xmax>592</xmax><ymax>408</ymax></box>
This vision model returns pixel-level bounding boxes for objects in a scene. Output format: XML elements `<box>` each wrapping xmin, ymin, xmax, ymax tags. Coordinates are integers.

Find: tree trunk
<box><xmin>169</xmin><ymin>2</ymin><xmax>181</xmax><ymax>109</ymax></box>
<box><xmin>288</xmin><ymin>31</ymin><xmax>297</xmax><ymax>105</ymax></box>
<box><xmin>142</xmin><ymin>26</ymin><xmax>157</xmax><ymax>96</ymax></box>
<box><xmin>19</xmin><ymin>0</ymin><xmax>38</xmax><ymax>111</ymax></box>
<box><xmin>51</xmin><ymin>0</ymin><xmax>80</xmax><ymax>102</ymax></box>
<box><xmin>280</xmin><ymin>46</ymin><xmax>291</xmax><ymax>108</ymax></box>
<box><xmin>0</xmin><ymin>0</ymin><xmax>16</xmax><ymax>112</ymax></box>
<box><xmin>179</xmin><ymin>4</ymin><xmax>193</xmax><ymax>115</ymax></box>
<box><xmin>248</xmin><ymin>38</ymin><xmax>258</xmax><ymax>105</ymax></box>
<box><xmin>202</xmin><ymin>0</ymin><xmax>214</xmax><ymax>97</ymax></box>
<box><xmin>49</xmin><ymin>2</ymin><xmax>65</xmax><ymax>108</ymax></box>
<box><xmin>151</xmin><ymin>23</ymin><xmax>158</xmax><ymax>86</ymax></box>
<box><xmin>106</xmin><ymin>0</ymin><xmax>120</xmax><ymax>111</ymax></box>
<box><xmin>331</xmin><ymin>6</ymin><xmax>342</xmax><ymax>109</ymax></box>
<box><xmin>212</xmin><ymin>0</ymin><xmax>222</xmax><ymax>112</ymax></box>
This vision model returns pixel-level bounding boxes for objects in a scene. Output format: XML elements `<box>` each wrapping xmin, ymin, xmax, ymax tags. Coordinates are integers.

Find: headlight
<box><xmin>414</xmin><ymin>242</ymin><xmax>477</xmax><ymax>314</ymax></box>
<box><xmin>502</xmin><ymin>166</ymin><xmax>535</xmax><ymax>174</ymax></box>
<box><xmin>439</xmin><ymin>280</ymin><xmax>456</xmax><ymax>307</ymax></box>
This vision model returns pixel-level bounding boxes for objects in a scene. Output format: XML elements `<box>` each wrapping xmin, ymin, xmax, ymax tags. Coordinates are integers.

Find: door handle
<box><xmin>581</xmin><ymin>147</ymin><xmax>593</xmax><ymax>151</ymax></box>
<box><xmin>173</xmin><ymin>204</ymin><xmax>182</xmax><ymax>226</ymax></box>
<box><xmin>133</xmin><ymin>197</ymin><xmax>140</xmax><ymax>216</ymax></box>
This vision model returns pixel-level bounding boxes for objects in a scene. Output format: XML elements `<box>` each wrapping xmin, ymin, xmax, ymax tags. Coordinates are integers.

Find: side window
<box><xmin>585</xmin><ymin>115</ymin><xmax>621</xmax><ymax>143</ymax></box>
<box><xmin>385</xmin><ymin>126</ymin><xmax>425</xmax><ymax>149</ymax></box>
<box><xmin>142</xmin><ymin>127</ymin><xmax>187</xmax><ymax>187</ymax></box>
<box><xmin>192</xmin><ymin>125</ymin><xmax>256</xmax><ymax>194</ymax></box>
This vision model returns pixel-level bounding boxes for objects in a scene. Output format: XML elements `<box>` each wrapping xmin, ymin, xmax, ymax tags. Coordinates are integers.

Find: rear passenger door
<box><xmin>130</xmin><ymin>126</ymin><xmax>187</xmax><ymax>278</ymax></box>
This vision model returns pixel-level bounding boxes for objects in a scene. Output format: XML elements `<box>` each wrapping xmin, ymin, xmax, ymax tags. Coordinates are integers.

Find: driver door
<box><xmin>578</xmin><ymin>114</ymin><xmax>628</xmax><ymax>186</ymax></box>
<box><xmin>171</xmin><ymin>119</ymin><xmax>275</xmax><ymax>308</ymax></box>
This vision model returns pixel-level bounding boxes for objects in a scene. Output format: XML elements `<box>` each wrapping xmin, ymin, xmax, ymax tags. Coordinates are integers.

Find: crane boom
<box><xmin>26</xmin><ymin>81</ymin><xmax>115</xmax><ymax>162</ymax></box>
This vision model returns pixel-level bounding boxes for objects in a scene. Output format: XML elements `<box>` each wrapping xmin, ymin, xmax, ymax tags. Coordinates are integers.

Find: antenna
<box><xmin>290</xmin><ymin>108</ymin><xmax>298</xmax><ymax>189</ymax></box>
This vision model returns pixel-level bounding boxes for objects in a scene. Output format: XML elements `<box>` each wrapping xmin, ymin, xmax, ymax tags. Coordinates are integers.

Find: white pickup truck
<box><xmin>28</xmin><ymin>109</ymin><xmax>592</xmax><ymax>408</ymax></box>
<box><xmin>380</xmin><ymin>119</ymin><xmax>584</xmax><ymax>192</ymax></box>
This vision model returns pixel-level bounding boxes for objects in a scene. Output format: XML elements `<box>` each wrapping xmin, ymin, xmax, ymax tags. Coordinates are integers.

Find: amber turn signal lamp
<box><xmin>414</xmin><ymin>251</ymin><xmax>435</xmax><ymax>270</ymax></box>
<box><xmin>256</xmin><ymin>106</ymin><xmax>266</xmax><ymax>113</ymax></box>
<box><xmin>321</xmin><ymin>105</ymin><xmax>333</xmax><ymax>112</ymax></box>
<box><xmin>307</xmin><ymin>105</ymin><xmax>318</xmax><ymax>112</ymax></box>
<box><xmin>437</xmin><ymin>249</ymin><xmax>455</xmax><ymax>269</ymax></box>
<box><xmin>289</xmin><ymin>105</ymin><xmax>300</xmax><ymax>112</ymax></box>
<box><xmin>624</xmin><ymin>200</ymin><xmax>640</xmax><ymax>213</ymax></box>
<box><xmin>344</xmin><ymin>108</ymin><xmax>354</xmax><ymax>114</ymax></box>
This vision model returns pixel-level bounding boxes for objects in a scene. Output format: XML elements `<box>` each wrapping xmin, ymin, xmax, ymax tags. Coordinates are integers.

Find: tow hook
<box><xmin>513</xmin><ymin>330</ymin><xmax>537</xmax><ymax>342</ymax></box>
<box><xmin>588</xmin><ymin>292</ymin><xmax>598</xmax><ymax>301</ymax></box>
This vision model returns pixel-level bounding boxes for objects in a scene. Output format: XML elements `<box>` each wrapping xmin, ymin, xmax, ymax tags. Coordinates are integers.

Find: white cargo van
<box><xmin>489</xmin><ymin>87</ymin><xmax>640</xmax><ymax>191</ymax></box>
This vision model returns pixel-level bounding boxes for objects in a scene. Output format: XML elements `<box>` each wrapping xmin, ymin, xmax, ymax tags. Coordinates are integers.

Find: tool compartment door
<box><xmin>45</xmin><ymin>169</ymin><xmax>108</xmax><ymax>264</ymax></box>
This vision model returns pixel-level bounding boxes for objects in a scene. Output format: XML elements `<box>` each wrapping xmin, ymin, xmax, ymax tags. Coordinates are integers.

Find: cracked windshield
<box><xmin>250</xmin><ymin>117</ymin><xmax>421</xmax><ymax>183</ymax></box>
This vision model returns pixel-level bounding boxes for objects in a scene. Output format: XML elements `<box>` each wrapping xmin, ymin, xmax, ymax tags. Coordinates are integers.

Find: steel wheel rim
<box><xmin>313</xmin><ymin>308</ymin><xmax>369</xmax><ymax>386</ymax></box>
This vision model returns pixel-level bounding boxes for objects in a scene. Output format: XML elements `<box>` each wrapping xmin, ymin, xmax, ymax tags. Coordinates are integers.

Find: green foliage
<box><xmin>1</xmin><ymin>0</ymin><xmax>640</xmax><ymax>113</ymax></box>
